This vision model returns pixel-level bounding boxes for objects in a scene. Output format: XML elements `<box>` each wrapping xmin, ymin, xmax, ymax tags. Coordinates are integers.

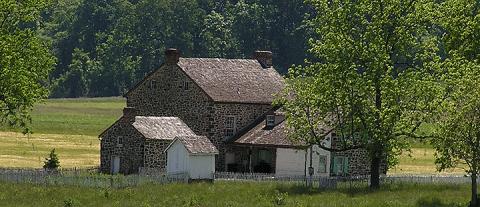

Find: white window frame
<box><xmin>318</xmin><ymin>155</ymin><xmax>327</xmax><ymax>173</ymax></box>
<box><xmin>224</xmin><ymin>116</ymin><xmax>236</xmax><ymax>138</ymax></box>
<box><xmin>266</xmin><ymin>115</ymin><xmax>275</xmax><ymax>127</ymax></box>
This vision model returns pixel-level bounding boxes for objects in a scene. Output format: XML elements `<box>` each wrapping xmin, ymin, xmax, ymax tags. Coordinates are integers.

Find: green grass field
<box><xmin>0</xmin><ymin>181</ymin><xmax>471</xmax><ymax>207</ymax></box>
<box><xmin>0</xmin><ymin>97</ymin><xmax>465</xmax><ymax>174</ymax></box>
<box><xmin>0</xmin><ymin>97</ymin><xmax>125</xmax><ymax>136</ymax></box>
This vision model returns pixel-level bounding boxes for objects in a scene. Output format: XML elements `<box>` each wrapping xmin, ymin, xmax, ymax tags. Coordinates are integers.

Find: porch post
<box><xmin>249</xmin><ymin>146</ymin><xmax>253</xmax><ymax>173</ymax></box>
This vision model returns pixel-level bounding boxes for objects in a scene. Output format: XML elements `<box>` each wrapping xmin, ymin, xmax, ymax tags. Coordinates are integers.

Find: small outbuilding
<box><xmin>165</xmin><ymin>135</ymin><xmax>219</xmax><ymax>180</ymax></box>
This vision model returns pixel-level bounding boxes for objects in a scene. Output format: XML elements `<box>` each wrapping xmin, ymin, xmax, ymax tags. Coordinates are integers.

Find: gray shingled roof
<box><xmin>173</xmin><ymin>136</ymin><xmax>219</xmax><ymax>154</ymax></box>
<box><xmin>132</xmin><ymin>117</ymin><xmax>195</xmax><ymax>140</ymax></box>
<box><xmin>234</xmin><ymin>121</ymin><xmax>306</xmax><ymax>148</ymax></box>
<box><xmin>178</xmin><ymin>58</ymin><xmax>285</xmax><ymax>104</ymax></box>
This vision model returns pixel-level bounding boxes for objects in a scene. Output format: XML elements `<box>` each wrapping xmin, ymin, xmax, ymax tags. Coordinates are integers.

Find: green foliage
<box><xmin>43</xmin><ymin>148</ymin><xmax>60</xmax><ymax>170</ymax></box>
<box><xmin>429</xmin><ymin>1</ymin><xmax>480</xmax><ymax>206</ymax></box>
<box><xmin>278</xmin><ymin>0</ymin><xmax>443</xmax><ymax>187</ymax></box>
<box><xmin>0</xmin><ymin>0</ymin><xmax>56</xmax><ymax>133</ymax></box>
<box><xmin>63</xmin><ymin>198</ymin><xmax>74</xmax><ymax>207</ymax></box>
<box><xmin>41</xmin><ymin>0</ymin><xmax>311</xmax><ymax>98</ymax></box>
<box><xmin>273</xmin><ymin>190</ymin><xmax>288</xmax><ymax>206</ymax></box>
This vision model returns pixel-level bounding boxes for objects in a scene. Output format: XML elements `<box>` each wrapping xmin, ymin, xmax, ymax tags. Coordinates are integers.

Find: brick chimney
<box><xmin>253</xmin><ymin>51</ymin><xmax>273</xmax><ymax>68</ymax></box>
<box><xmin>165</xmin><ymin>48</ymin><xmax>180</xmax><ymax>64</ymax></box>
<box><xmin>123</xmin><ymin>107</ymin><xmax>136</xmax><ymax>123</ymax></box>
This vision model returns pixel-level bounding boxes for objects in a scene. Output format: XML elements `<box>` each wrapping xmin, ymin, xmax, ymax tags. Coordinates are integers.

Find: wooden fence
<box><xmin>0</xmin><ymin>168</ymin><xmax>473</xmax><ymax>189</ymax></box>
<box><xmin>214</xmin><ymin>172</ymin><xmax>475</xmax><ymax>189</ymax></box>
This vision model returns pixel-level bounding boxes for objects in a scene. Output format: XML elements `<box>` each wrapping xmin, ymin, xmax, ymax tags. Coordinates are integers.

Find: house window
<box><xmin>258</xmin><ymin>149</ymin><xmax>272</xmax><ymax>162</ymax></box>
<box><xmin>332</xmin><ymin>156</ymin><xmax>349</xmax><ymax>175</ymax></box>
<box><xmin>224</xmin><ymin>116</ymin><xmax>236</xmax><ymax>138</ymax></box>
<box><xmin>183</xmin><ymin>81</ymin><xmax>190</xmax><ymax>90</ymax></box>
<box><xmin>318</xmin><ymin>155</ymin><xmax>327</xmax><ymax>173</ymax></box>
<box><xmin>150</xmin><ymin>80</ymin><xmax>157</xmax><ymax>90</ymax></box>
<box><xmin>266</xmin><ymin>115</ymin><xmax>275</xmax><ymax>127</ymax></box>
<box><xmin>116</xmin><ymin>136</ymin><xmax>123</xmax><ymax>147</ymax></box>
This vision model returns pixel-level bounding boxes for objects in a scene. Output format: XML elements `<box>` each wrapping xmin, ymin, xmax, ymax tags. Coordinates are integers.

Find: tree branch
<box><xmin>303</xmin><ymin>107</ymin><xmax>364</xmax><ymax>152</ymax></box>
<box><xmin>393</xmin><ymin>131</ymin><xmax>439</xmax><ymax>139</ymax></box>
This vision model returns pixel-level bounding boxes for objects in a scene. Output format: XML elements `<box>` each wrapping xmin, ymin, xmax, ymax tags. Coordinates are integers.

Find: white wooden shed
<box><xmin>165</xmin><ymin>135</ymin><xmax>219</xmax><ymax>180</ymax></box>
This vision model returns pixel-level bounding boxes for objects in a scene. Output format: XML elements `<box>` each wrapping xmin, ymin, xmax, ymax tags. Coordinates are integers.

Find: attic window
<box><xmin>150</xmin><ymin>80</ymin><xmax>157</xmax><ymax>90</ymax></box>
<box><xmin>224</xmin><ymin>116</ymin><xmax>236</xmax><ymax>138</ymax></box>
<box><xmin>183</xmin><ymin>81</ymin><xmax>190</xmax><ymax>90</ymax></box>
<box><xmin>266</xmin><ymin>115</ymin><xmax>275</xmax><ymax>127</ymax></box>
<box><xmin>116</xmin><ymin>136</ymin><xmax>123</xmax><ymax>147</ymax></box>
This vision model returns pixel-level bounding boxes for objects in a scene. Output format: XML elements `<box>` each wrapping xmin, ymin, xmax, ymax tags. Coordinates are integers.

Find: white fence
<box><xmin>0</xmin><ymin>168</ymin><xmax>473</xmax><ymax>189</ymax></box>
<box><xmin>0</xmin><ymin>168</ymin><xmax>188</xmax><ymax>188</ymax></box>
<box><xmin>214</xmin><ymin>172</ymin><xmax>475</xmax><ymax>189</ymax></box>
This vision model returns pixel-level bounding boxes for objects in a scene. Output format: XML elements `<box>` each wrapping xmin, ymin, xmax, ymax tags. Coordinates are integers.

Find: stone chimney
<box><xmin>165</xmin><ymin>48</ymin><xmax>180</xmax><ymax>64</ymax></box>
<box><xmin>123</xmin><ymin>107</ymin><xmax>136</xmax><ymax>123</ymax></box>
<box><xmin>253</xmin><ymin>51</ymin><xmax>273</xmax><ymax>68</ymax></box>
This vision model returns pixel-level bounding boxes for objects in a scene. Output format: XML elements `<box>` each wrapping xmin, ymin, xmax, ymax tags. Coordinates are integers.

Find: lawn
<box><xmin>0</xmin><ymin>181</ymin><xmax>471</xmax><ymax>207</ymax></box>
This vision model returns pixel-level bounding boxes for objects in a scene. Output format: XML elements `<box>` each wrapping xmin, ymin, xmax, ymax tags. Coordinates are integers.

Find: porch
<box><xmin>225</xmin><ymin>146</ymin><xmax>277</xmax><ymax>174</ymax></box>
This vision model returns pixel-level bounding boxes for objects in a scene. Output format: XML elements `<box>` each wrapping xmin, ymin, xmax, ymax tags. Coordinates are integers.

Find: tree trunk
<box><xmin>471</xmin><ymin>171</ymin><xmax>478</xmax><ymax>207</ymax></box>
<box><xmin>370</xmin><ymin>154</ymin><xmax>381</xmax><ymax>189</ymax></box>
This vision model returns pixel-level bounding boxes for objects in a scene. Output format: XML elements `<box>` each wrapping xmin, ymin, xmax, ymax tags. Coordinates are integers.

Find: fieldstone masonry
<box><xmin>100</xmin><ymin>48</ymin><xmax>375</xmax><ymax>176</ymax></box>
<box><xmin>100</xmin><ymin>111</ymin><xmax>145</xmax><ymax>174</ymax></box>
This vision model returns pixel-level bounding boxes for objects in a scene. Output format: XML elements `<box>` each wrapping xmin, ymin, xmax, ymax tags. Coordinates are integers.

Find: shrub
<box><xmin>273</xmin><ymin>190</ymin><xmax>288</xmax><ymax>206</ymax></box>
<box><xmin>63</xmin><ymin>198</ymin><xmax>74</xmax><ymax>207</ymax></box>
<box><xmin>43</xmin><ymin>148</ymin><xmax>60</xmax><ymax>170</ymax></box>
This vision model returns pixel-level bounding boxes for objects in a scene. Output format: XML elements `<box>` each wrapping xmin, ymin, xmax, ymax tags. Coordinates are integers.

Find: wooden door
<box><xmin>111</xmin><ymin>156</ymin><xmax>120</xmax><ymax>174</ymax></box>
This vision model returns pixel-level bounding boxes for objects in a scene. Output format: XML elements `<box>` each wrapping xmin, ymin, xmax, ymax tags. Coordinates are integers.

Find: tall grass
<box><xmin>0</xmin><ymin>181</ymin><xmax>470</xmax><ymax>207</ymax></box>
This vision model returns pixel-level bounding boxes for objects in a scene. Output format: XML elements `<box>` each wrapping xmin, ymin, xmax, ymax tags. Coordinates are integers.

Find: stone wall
<box><xmin>100</xmin><ymin>117</ymin><xmax>145</xmax><ymax>174</ymax></box>
<box><xmin>126</xmin><ymin>63</ymin><xmax>212</xmax><ymax>135</ymax></box>
<box><xmin>330</xmin><ymin>136</ymin><xmax>387</xmax><ymax>176</ymax></box>
<box><xmin>126</xmin><ymin>63</ymin><xmax>273</xmax><ymax>171</ymax></box>
<box><xmin>144</xmin><ymin>139</ymin><xmax>171</xmax><ymax>169</ymax></box>
<box><xmin>210</xmin><ymin>103</ymin><xmax>272</xmax><ymax>170</ymax></box>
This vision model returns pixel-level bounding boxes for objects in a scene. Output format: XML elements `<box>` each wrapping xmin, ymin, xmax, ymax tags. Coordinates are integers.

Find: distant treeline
<box><xmin>41</xmin><ymin>0</ymin><xmax>313</xmax><ymax>98</ymax></box>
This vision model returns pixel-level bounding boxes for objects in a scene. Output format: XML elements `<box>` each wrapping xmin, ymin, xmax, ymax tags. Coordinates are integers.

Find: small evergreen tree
<box><xmin>43</xmin><ymin>148</ymin><xmax>60</xmax><ymax>170</ymax></box>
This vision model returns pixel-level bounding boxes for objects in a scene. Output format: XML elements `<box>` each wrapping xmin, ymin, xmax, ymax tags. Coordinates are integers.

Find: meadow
<box><xmin>0</xmin><ymin>181</ymin><xmax>471</xmax><ymax>207</ymax></box>
<box><xmin>0</xmin><ymin>97</ymin><xmax>124</xmax><ymax>168</ymax></box>
<box><xmin>0</xmin><ymin>97</ymin><xmax>465</xmax><ymax>174</ymax></box>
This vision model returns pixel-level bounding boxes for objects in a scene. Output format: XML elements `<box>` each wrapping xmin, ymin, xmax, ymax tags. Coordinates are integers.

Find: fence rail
<box><xmin>0</xmin><ymin>168</ymin><xmax>474</xmax><ymax>189</ymax></box>
<box><xmin>214</xmin><ymin>172</ymin><xmax>475</xmax><ymax>189</ymax></box>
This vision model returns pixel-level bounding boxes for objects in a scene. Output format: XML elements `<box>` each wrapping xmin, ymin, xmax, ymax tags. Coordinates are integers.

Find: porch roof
<box><xmin>232</xmin><ymin>120</ymin><xmax>306</xmax><ymax>149</ymax></box>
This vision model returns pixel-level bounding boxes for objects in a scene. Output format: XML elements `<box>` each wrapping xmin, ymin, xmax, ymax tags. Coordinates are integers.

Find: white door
<box><xmin>111</xmin><ymin>156</ymin><xmax>120</xmax><ymax>174</ymax></box>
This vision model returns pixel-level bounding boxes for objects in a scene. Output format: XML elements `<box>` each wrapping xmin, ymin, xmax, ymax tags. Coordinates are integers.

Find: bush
<box><xmin>43</xmin><ymin>148</ymin><xmax>60</xmax><ymax>170</ymax></box>
<box><xmin>63</xmin><ymin>198</ymin><xmax>74</xmax><ymax>207</ymax></box>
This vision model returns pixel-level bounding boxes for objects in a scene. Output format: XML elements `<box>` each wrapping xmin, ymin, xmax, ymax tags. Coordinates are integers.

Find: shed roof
<box><xmin>132</xmin><ymin>117</ymin><xmax>195</xmax><ymax>140</ymax></box>
<box><xmin>167</xmin><ymin>136</ymin><xmax>219</xmax><ymax>155</ymax></box>
<box><xmin>177</xmin><ymin>58</ymin><xmax>284</xmax><ymax>104</ymax></box>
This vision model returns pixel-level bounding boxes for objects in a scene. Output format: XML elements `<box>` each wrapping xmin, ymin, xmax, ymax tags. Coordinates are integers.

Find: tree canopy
<box><xmin>279</xmin><ymin>0</ymin><xmax>442</xmax><ymax>188</ymax></box>
<box><xmin>0</xmin><ymin>0</ymin><xmax>56</xmax><ymax>133</ymax></box>
<box><xmin>431</xmin><ymin>0</ymin><xmax>480</xmax><ymax>206</ymax></box>
<box><xmin>42</xmin><ymin>0</ymin><xmax>311</xmax><ymax>98</ymax></box>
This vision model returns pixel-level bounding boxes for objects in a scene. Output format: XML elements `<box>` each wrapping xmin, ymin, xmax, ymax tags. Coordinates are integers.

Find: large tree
<box><xmin>0</xmin><ymin>0</ymin><xmax>56</xmax><ymax>133</ymax></box>
<box><xmin>279</xmin><ymin>0</ymin><xmax>441</xmax><ymax>188</ymax></box>
<box><xmin>432</xmin><ymin>1</ymin><xmax>480</xmax><ymax>206</ymax></box>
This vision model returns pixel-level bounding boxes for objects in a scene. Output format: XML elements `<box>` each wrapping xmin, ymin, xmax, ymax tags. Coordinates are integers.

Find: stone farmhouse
<box><xmin>99</xmin><ymin>48</ymin><xmax>376</xmax><ymax>176</ymax></box>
